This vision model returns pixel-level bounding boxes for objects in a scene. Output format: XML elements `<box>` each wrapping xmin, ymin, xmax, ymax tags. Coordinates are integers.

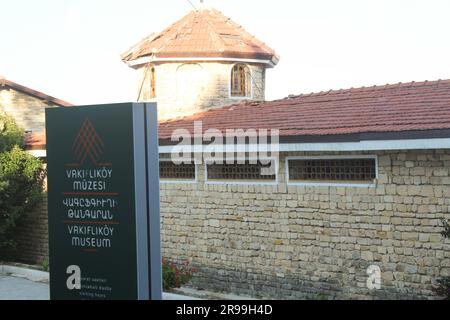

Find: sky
<box><xmin>1</xmin><ymin>0</ymin><xmax>450</xmax><ymax>105</ymax></box>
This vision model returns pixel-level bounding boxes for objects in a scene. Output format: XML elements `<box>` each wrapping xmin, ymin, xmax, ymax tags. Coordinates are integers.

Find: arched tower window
<box><xmin>231</xmin><ymin>64</ymin><xmax>251</xmax><ymax>97</ymax></box>
<box><xmin>137</xmin><ymin>64</ymin><xmax>156</xmax><ymax>101</ymax></box>
<box><xmin>175</xmin><ymin>63</ymin><xmax>207</xmax><ymax>109</ymax></box>
<box><xmin>150</xmin><ymin>66</ymin><xmax>156</xmax><ymax>99</ymax></box>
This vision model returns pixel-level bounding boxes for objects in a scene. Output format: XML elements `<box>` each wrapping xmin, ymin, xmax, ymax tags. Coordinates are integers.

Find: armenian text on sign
<box><xmin>46</xmin><ymin>103</ymin><xmax>161</xmax><ymax>300</ymax></box>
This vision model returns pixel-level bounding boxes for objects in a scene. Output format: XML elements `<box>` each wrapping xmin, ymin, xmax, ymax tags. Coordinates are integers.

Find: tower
<box><xmin>122</xmin><ymin>6</ymin><xmax>279</xmax><ymax>121</ymax></box>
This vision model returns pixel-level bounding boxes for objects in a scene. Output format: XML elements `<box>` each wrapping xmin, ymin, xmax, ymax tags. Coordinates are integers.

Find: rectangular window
<box><xmin>287</xmin><ymin>156</ymin><xmax>377</xmax><ymax>186</ymax></box>
<box><xmin>159</xmin><ymin>160</ymin><xmax>196</xmax><ymax>182</ymax></box>
<box><xmin>206</xmin><ymin>160</ymin><xmax>276</xmax><ymax>183</ymax></box>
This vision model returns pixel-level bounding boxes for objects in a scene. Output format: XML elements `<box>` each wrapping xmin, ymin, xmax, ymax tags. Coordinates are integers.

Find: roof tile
<box><xmin>158</xmin><ymin>79</ymin><xmax>450</xmax><ymax>140</ymax></box>
<box><xmin>0</xmin><ymin>77</ymin><xmax>72</xmax><ymax>107</ymax></box>
<box><xmin>121</xmin><ymin>7</ymin><xmax>278</xmax><ymax>64</ymax></box>
<box><xmin>25</xmin><ymin>79</ymin><xmax>450</xmax><ymax>148</ymax></box>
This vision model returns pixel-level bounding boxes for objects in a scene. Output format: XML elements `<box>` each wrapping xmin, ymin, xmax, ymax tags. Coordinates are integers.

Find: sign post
<box><xmin>45</xmin><ymin>103</ymin><xmax>161</xmax><ymax>300</ymax></box>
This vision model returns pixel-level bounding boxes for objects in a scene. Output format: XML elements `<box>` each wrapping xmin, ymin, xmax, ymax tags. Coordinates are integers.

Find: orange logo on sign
<box><xmin>72</xmin><ymin>118</ymin><xmax>104</xmax><ymax>165</ymax></box>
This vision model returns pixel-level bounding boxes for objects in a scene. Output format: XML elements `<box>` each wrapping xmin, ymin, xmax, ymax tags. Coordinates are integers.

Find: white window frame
<box><xmin>285</xmin><ymin>155</ymin><xmax>378</xmax><ymax>188</ymax></box>
<box><xmin>205</xmin><ymin>157</ymin><xmax>279</xmax><ymax>186</ymax></box>
<box><xmin>228</xmin><ymin>63</ymin><xmax>253</xmax><ymax>100</ymax></box>
<box><xmin>159</xmin><ymin>157</ymin><xmax>198</xmax><ymax>184</ymax></box>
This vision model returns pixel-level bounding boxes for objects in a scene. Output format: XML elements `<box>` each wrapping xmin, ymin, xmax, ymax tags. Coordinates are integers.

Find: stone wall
<box><xmin>10</xmin><ymin>197</ymin><xmax>49</xmax><ymax>265</ymax></box>
<box><xmin>10</xmin><ymin>149</ymin><xmax>450</xmax><ymax>299</ymax></box>
<box><xmin>160</xmin><ymin>150</ymin><xmax>450</xmax><ymax>299</ymax></box>
<box><xmin>0</xmin><ymin>87</ymin><xmax>57</xmax><ymax>133</ymax></box>
<box><xmin>137</xmin><ymin>61</ymin><xmax>266</xmax><ymax>120</ymax></box>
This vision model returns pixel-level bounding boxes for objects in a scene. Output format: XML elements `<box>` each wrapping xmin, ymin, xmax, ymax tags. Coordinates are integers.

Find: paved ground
<box><xmin>0</xmin><ymin>275</ymin><xmax>49</xmax><ymax>300</ymax></box>
<box><xmin>0</xmin><ymin>264</ymin><xmax>252</xmax><ymax>300</ymax></box>
<box><xmin>0</xmin><ymin>274</ymin><xmax>195</xmax><ymax>300</ymax></box>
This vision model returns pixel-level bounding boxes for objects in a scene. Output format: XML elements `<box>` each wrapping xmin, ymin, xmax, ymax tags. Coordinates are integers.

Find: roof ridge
<box><xmin>223</xmin><ymin>12</ymin><xmax>273</xmax><ymax>54</ymax></box>
<box><xmin>204</xmin><ymin>9</ymin><xmax>227</xmax><ymax>51</ymax></box>
<box><xmin>276</xmin><ymin>78</ymin><xmax>450</xmax><ymax>103</ymax></box>
<box><xmin>156</xmin><ymin>10</ymin><xmax>195</xmax><ymax>53</ymax></box>
<box><xmin>0</xmin><ymin>78</ymin><xmax>72</xmax><ymax>107</ymax></box>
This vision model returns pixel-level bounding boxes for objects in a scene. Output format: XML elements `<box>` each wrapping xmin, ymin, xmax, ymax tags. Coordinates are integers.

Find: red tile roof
<box><xmin>24</xmin><ymin>132</ymin><xmax>46</xmax><ymax>150</ymax></box>
<box><xmin>24</xmin><ymin>79</ymin><xmax>450</xmax><ymax>149</ymax></box>
<box><xmin>158</xmin><ymin>79</ymin><xmax>450</xmax><ymax>142</ymax></box>
<box><xmin>0</xmin><ymin>77</ymin><xmax>72</xmax><ymax>107</ymax></box>
<box><xmin>121</xmin><ymin>7</ymin><xmax>278</xmax><ymax>65</ymax></box>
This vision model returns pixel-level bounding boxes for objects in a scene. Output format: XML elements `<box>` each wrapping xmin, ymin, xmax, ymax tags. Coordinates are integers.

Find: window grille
<box><xmin>207</xmin><ymin>160</ymin><xmax>276</xmax><ymax>181</ymax></box>
<box><xmin>288</xmin><ymin>158</ymin><xmax>376</xmax><ymax>182</ymax></box>
<box><xmin>159</xmin><ymin>161</ymin><xmax>195</xmax><ymax>180</ymax></box>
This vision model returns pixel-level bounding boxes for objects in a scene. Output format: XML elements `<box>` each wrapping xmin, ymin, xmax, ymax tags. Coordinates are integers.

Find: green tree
<box><xmin>0</xmin><ymin>114</ymin><xmax>45</xmax><ymax>254</ymax></box>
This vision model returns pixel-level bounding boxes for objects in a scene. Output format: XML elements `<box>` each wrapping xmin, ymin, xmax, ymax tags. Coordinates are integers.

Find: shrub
<box><xmin>434</xmin><ymin>277</ymin><xmax>450</xmax><ymax>299</ymax></box>
<box><xmin>0</xmin><ymin>114</ymin><xmax>23</xmax><ymax>153</ymax></box>
<box><xmin>441</xmin><ymin>218</ymin><xmax>450</xmax><ymax>239</ymax></box>
<box><xmin>433</xmin><ymin>219</ymin><xmax>450</xmax><ymax>300</ymax></box>
<box><xmin>162</xmin><ymin>258</ymin><xmax>197</xmax><ymax>291</ymax></box>
<box><xmin>0</xmin><ymin>114</ymin><xmax>45</xmax><ymax>254</ymax></box>
<box><xmin>41</xmin><ymin>258</ymin><xmax>49</xmax><ymax>272</ymax></box>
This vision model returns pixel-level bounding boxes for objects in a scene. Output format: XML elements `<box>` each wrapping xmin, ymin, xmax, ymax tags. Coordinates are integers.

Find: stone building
<box><xmin>0</xmin><ymin>76</ymin><xmax>70</xmax><ymax>264</ymax></box>
<box><xmin>18</xmin><ymin>6</ymin><xmax>450</xmax><ymax>299</ymax></box>
<box><xmin>156</xmin><ymin>80</ymin><xmax>450</xmax><ymax>299</ymax></box>
<box><xmin>0</xmin><ymin>76</ymin><xmax>71</xmax><ymax>131</ymax></box>
<box><xmin>0</xmin><ymin>76</ymin><xmax>71</xmax><ymax>157</ymax></box>
<box><xmin>122</xmin><ymin>6</ymin><xmax>450</xmax><ymax>299</ymax></box>
<box><xmin>121</xmin><ymin>6</ymin><xmax>278</xmax><ymax>120</ymax></box>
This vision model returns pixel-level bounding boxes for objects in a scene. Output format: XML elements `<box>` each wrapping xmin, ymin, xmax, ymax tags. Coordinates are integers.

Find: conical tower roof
<box><xmin>122</xmin><ymin>7</ymin><xmax>279</xmax><ymax>67</ymax></box>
